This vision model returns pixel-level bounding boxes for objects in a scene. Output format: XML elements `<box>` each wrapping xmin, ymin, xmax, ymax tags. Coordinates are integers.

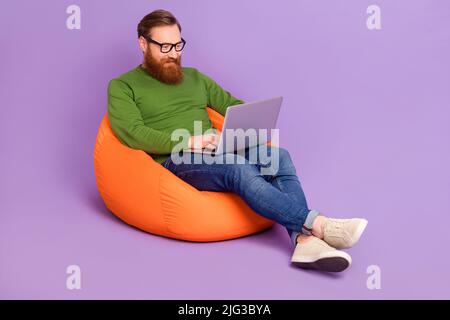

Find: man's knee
<box><xmin>276</xmin><ymin>146</ymin><xmax>290</xmax><ymax>160</ymax></box>
<box><xmin>263</xmin><ymin>146</ymin><xmax>295</xmax><ymax>176</ymax></box>
<box><xmin>227</xmin><ymin>161</ymin><xmax>260</xmax><ymax>187</ymax></box>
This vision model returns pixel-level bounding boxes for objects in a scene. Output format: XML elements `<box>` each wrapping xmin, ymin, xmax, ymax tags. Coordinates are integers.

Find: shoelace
<box><xmin>325</xmin><ymin>219</ymin><xmax>348</xmax><ymax>236</ymax></box>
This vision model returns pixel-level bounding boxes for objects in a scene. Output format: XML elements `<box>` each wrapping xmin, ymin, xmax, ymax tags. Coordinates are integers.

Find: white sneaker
<box><xmin>291</xmin><ymin>236</ymin><xmax>352</xmax><ymax>272</ymax></box>
<box><xmin>322</xmin><ymin>218</ymin><xmax>368</xmax><ymax>249</ymax></box>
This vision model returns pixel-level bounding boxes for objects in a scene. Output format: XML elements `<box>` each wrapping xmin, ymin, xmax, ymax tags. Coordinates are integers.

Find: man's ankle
<box><xmin>296</xmin><ymin>234</ymin><xmax>313</xmax><ymax>245</ymax></box>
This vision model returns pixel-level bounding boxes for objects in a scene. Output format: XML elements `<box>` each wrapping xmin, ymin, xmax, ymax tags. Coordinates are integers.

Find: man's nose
<box><xmin>168</xmin><ymin>47</ymin><xmax>178</xmax><ymax>59</ymax></box>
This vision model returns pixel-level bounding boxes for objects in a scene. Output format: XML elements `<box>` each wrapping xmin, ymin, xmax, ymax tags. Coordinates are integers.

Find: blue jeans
<box><xmin>161</xmin><ymin>145</ymin><xmax>320</xmax><ymax>247</ymax></box>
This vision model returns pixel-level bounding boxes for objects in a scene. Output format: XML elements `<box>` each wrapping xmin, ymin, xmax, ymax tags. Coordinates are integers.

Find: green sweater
<box><xmin>107</xmin><ymin>65</ymin><xmax>244</xmax><ymax>164</ymax></box>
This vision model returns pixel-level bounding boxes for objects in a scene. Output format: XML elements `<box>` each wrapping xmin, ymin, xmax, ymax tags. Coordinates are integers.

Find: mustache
<box><xmin>165</xmin><ymin>58</ymin><xmax>179</xmax><ymax>64</ymax></box>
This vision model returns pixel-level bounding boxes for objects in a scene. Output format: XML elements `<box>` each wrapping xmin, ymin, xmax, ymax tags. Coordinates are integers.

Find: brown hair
<box><xmin>137</xmin><ymin>9</ymin><xmax>182</xmax><ymax>38</ymax></box>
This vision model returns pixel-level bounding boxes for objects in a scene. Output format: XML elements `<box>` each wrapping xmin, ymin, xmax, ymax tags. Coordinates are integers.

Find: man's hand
<box><xmin>188</xmin><ymin>132</ymin><xmax>220</xmax><ymax>150</ymax></box>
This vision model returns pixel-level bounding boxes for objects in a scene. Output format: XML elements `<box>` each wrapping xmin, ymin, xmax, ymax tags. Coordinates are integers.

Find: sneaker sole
<box><xmin>291</xmin><ymin>251</ymin><xmax>352</xmax><ymax>273</ymax></box>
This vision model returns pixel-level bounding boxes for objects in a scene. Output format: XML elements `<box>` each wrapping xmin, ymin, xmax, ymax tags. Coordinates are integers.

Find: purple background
<box><xmin>1</xmin><ymin>0</ymin><xmax>450</xmax><ymax>299</ymax></box>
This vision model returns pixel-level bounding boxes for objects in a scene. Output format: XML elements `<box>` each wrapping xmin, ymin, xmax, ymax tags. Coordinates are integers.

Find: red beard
<box><xmin>142</xmin><ymin>50</ymin><xmax>184</xmax><ymax>85</ymax></box>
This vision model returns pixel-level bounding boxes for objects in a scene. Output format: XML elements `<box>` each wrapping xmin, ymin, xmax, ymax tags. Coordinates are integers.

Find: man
<box><xmin>107</xmin><ymin>9</ymin><xmax>368</xmax><ymax>272</ymax></box>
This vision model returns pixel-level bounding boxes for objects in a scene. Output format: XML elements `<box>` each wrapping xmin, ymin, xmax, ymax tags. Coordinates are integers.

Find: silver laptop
<box><xmin>187</xmin><ymin>96</ymin><xmax>283</xmax><ymax>155</ymax></box>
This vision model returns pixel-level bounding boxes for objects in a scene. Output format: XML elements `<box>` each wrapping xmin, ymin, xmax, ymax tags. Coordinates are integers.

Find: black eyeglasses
<box><xmin>143</xmin><ymin>35</ymin><xmax>186</xmax><ymax>53</ymax></box>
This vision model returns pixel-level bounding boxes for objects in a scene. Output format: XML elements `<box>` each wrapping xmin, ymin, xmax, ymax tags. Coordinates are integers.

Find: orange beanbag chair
<box><xmin>93</xmin><ymin>107</ymin><xmax>275</xmax><ymax>242</ymax></box>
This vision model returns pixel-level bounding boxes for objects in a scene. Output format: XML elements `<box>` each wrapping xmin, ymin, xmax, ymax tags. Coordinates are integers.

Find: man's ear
<box><xmin>138</xmin><ymin>36</ymin><xmax>147</xmax><ymax>53</ymax></box>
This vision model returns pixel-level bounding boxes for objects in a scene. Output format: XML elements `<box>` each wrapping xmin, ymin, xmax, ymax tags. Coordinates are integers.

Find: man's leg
<box><xmin>162</xmin><ymin>148</ymin><xmax>365</xmax><ymax>272</ymax></box>
<box><xmin>162</xmin><ymin>150</ymin><xmax>310</xmax><ymax>233</ymax></box>
<box><xmin>164</xmin><ymin>147</ymin><xmax>367</xmax><ymax>249</ymax></box>
<box><xmin>248</xmin><ymin>144</ymin><xmax>369</xmax><ymax>247</ymax></box>
<box><xmin>241</xmin><ymin>145</ymin><xmax>320</xmax><ymax>247</ymax></box>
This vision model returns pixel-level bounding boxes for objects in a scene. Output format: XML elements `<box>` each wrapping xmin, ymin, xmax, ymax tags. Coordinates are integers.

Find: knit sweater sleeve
<box><xmin>107</xmin><ymin>79</ymin><xmax>190</xmax><ymax>154</ymax></box>
<box><xmin>197</xmin><ymin>70</ymin><xmax>244</xmax><ymax>116</ymax></box>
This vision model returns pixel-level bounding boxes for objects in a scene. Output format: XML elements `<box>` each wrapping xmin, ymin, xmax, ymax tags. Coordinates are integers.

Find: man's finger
<box><xmin>204</xmin><ymin>143</ymin><xmax>216</xmax><ymax>151</ymax></box>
